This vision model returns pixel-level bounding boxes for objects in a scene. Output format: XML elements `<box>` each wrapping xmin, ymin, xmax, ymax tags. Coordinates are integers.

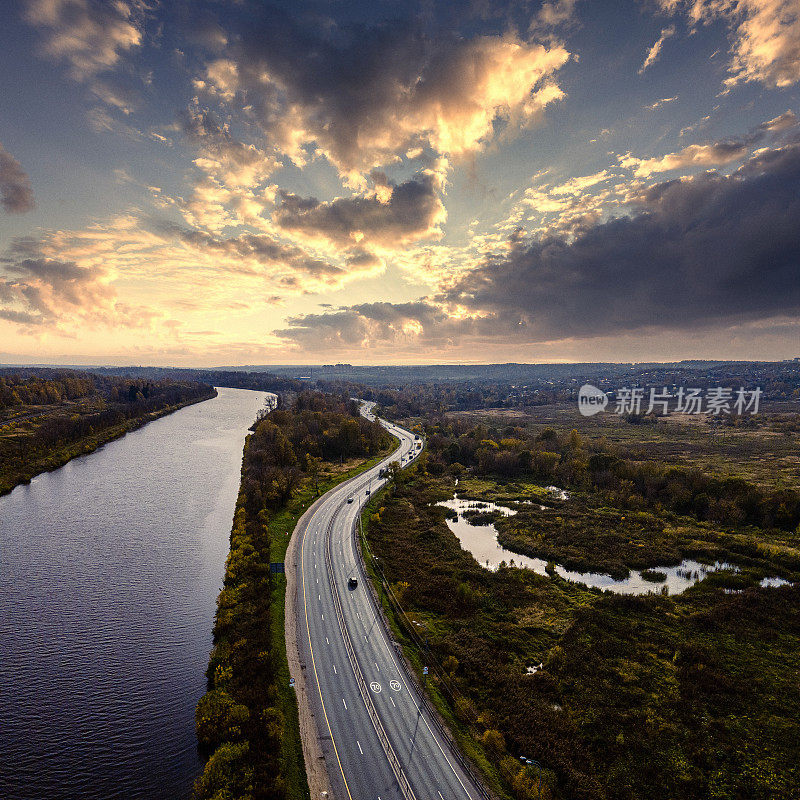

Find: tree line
<box><xmin>193</xmin><ymin>392</ymin><xmax>391</xmax><ymax>800</ymax></box>
<box><xmin>420</xmin><ymin>418</ymin><xmax>800</xmax><ymax>533</ymax></box>
<box><xmin>0</xmin><ymin>370</ymin><xmax>215</xmax><ymax>495</ymax></box>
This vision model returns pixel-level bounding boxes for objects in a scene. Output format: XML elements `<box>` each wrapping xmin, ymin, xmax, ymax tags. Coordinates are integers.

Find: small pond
<box><xmin>436</xmin><ymin>494</ymin><xmax>744</xmax><ymax>595</ymax></box>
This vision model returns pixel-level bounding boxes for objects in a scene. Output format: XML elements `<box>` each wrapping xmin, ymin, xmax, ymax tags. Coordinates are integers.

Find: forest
<box><xmin>193</xmin><ymin>392</ymin><xmax>392</xmax><ymax>800</ymax></box>
<box><xmin>0</xmin><ymin>370</ymin><xmax>215</xmax><ymax>494</ymax></box>
<box><xmin>361</xmin><ymin>406</ymin><xmax>800</xmax><ymax>800</ymax></box>
<box><xmin>416</xmin><ymin>416</ymin><xmax>800</xmax><ymax>534</ymax></box>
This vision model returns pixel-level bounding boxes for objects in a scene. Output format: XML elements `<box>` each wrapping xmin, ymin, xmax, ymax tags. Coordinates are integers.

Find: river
<box><xmin>0</xmin><ymin>387</ymin><xmax>269</xmax><ymax>800</ymax></box>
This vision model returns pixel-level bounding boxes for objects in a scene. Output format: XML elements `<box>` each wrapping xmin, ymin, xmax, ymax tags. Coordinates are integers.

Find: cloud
<box><xmin>0</xmin><ymin>256</ymin><xmax>117</xmax><ymax>328</ymax></box>
<box><xmin>179</xmin><ymin>106</ymin><xmax>279</xmax><ymax>189</ymax></box>
<box><xmin>530</xmin><ymin>0</ymin><xmax>581</xmax><ymax>30</ymax></box>
<box><xmin>619</xmin><ymin>141</ymin><xmax>750</xmax><ymax>175</ymax></box>
<box><xmin>759</xmin><ymin>108</ymin><xmax>798</xmax><ymax>131</ymax></box>
<box><xmin>173</xmin><ymin>106</ymin><xmax>280</xmax><ymax>231</ymax></box>
<box><xmin>163</xmin><ymin>226</ymin><xmax>380</xmax><ymax>290</ymax></box>
<box><xmin>275</xmin><ymin>301</ymin><xmax>469</xmax><ymax>352</ymax></box>
<box><xmin>548</xmin><ymin>169</ymin><xmax>615</xmax><ymax>195</ymax></box>
<box><xmin>646</xmin><ymin>95</ymin><xmax>678</xmax><ymax>110</ymax></box>
<box><xmin>660</xmin><ymin>0</ymin><xmax>800</xmax><ymax>87</ymax></box>
<box><xmin>194</xmin><ymin>9</ymin><xmax>570</xmax><ymax>177</ymax></box>
<box><xmin>618</xmin><ymin>110</ymin><xmax>796</xmax><ymax>175</ymax></box>
<box><xmin>273</xmin><ymin>170</ymin><xmax>447</xmax><ymax>251</ymax></box>
<box><xmin>25</xmin><ymin>0</ymin><xmax>146</xmax><ymax>80</ymax></box>
<box><xmin>640</xmin><ymin>25</ymin><xmax>676</xmax><ymax>74</ymax></box>
<box><xmin>277</xmin><ymin>141</ymin><xmax>800</xmax><ymax>352</ymax></box>
<box><xmin>0</xmin><ymin>143</ymin><xmax>35</xmax><ymax>213</ymax></box>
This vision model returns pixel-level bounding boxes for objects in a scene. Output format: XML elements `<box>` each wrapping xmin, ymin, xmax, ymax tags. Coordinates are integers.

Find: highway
<box><xmin>292</xmin><ymin>402</ymin><xmax>484</xmax><ymax>800</ymax></box>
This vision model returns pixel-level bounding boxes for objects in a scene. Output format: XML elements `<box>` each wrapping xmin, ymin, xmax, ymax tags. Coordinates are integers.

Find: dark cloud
<box><xmin>278</xmin><ymin>142</ymin><xmax>800</xmax><ymax>350</ymax></box>
<box><xmin>195</xmin><ymin>6</ymin><xmax>568</xmax><ymax>174</ymax></box>
<box><xmin>273</xmin><ymin>172</ymin><xmax>445</xmax><ymax>248</ymax></box>
<box><xmin>0</xmin><ymin>143</ymin><xmax>35</xmax><ymax>213</ymax></box>
<box><xmin>276</xmin><ymin>301</ymin><xmax>467</xmax><ymax>350</ymax></box>
<box><xmin>169</xmin><ymin>226</ymin><xmax>344</xmax><ymax>280</ymax></box>
<box><xmin>444</xmin><ymin>141</ymin><xmax>800</xmax><ymax>336</ymax></box>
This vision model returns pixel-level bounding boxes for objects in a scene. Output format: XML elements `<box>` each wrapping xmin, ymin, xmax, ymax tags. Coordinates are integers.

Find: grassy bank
<box><xmin>193</xmin><ymin>394</ymin><xmax>393</xmax><ymax>800</ymax></box>
<box><xmin>358</xmin><ymin>474</ymin><xmax>510</xmax><ymax>800</ymax></box>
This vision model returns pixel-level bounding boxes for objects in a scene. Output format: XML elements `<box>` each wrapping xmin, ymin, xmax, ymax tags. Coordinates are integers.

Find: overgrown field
<box><xmin>362</xmin><ymin>409</ymin><xmax>800</xmax><ymax>800</ymax></box>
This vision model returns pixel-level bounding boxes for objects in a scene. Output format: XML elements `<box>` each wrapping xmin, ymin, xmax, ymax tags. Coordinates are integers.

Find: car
<box><xmin>348</xmin><ymin>576</ymin><xmax>358</xmax><ymax>588</ymax></box>
<box><xmin>347</xmin><ymin>497</ymin><xmax>354</xmax><ymax>504</ymax></box>
<box><xmin>365</xmin><ymin>489</ymin><xmax>370</xmax><ymax>495</ymax></box>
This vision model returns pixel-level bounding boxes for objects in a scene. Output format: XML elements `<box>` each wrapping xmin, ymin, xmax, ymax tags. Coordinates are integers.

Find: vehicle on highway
<box><xmin>347</xmin><ymin>497</ymin><xmax>353</xmax><ymax>503</ymax></box>
<box><xmin>348</xmin><ymin>576</ymin><xmax>358</xmax><ymax>588</ymax></box>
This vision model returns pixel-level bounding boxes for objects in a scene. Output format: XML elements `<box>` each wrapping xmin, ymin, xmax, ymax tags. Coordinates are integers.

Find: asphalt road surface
<box><xmin>294</xmin><ymin>402</ymin><xmax>483</xmax><ymax>800</ymax></box>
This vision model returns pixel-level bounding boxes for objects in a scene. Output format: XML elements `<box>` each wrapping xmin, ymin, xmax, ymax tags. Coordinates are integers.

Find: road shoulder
<box><xmin>285</xmin><ymin>492</ymin><xmax>336</xmax><ymax>800</ymax></box>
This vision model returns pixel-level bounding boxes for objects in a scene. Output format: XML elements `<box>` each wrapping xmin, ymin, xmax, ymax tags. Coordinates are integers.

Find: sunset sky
<box><xmin>1</xmin><ymin>0</ymin><xmax>799</xmax><ymax>366</ymax></box>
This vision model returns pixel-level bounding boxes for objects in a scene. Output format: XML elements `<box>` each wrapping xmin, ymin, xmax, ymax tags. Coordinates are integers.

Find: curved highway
<box><xmin>293</xmin><ymin>402</ymin><xmax>483</xmax><ymax>800</ymax></box>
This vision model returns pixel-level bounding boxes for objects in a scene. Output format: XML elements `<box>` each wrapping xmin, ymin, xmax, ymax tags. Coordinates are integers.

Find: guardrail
<box><xmin>350</xmin><ymin>434</ymin><xmax>495</xmax><ymax>800</ymax></box>
<box><xmin>324</xmin><ymin>510</ymin><xmax>417</xmax><ymax>800</ymax></box>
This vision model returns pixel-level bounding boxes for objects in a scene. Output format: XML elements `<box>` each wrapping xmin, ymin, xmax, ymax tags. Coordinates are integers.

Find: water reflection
<box><xmin>0</xmin><ymin>388</ymin><xmax>269</xmax><ymax>800</ymax></box>
<box><xmin>437</xmin><ymin>494</ymin><xmax>739</xmax><ymax>595</ymax></box>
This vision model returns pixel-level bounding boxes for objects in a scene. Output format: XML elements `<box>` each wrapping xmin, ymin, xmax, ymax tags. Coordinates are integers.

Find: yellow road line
<box><xmin>301</xmin><ymin>512</ymin><xmax>354</xmax><ymax>800</ymax></box>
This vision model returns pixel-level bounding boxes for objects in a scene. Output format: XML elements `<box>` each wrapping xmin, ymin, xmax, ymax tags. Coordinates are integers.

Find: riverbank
<box><xmin>193</xmin><ymin>395</ymin><xmax>393</xmax><ymax>800</ymax></box>
<box><xmin>0</xmin><ymin>378</ymin><xmax>216</xmax><ymax>496</ymax></box>
<box><xmin>0</xmin><ymin>387</ymin><xmax>267</xmax><ymax>800</ymax></box>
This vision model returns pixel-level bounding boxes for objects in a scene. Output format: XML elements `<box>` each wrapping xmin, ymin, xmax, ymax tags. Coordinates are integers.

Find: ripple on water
<box><xmin>0</xmin><ymin>388</ymin><xmax>269</xmax><ymax>800</ymax></box>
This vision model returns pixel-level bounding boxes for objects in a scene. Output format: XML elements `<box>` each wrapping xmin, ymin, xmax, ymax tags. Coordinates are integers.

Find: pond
<box><xmin>436</xmin><ymin>494</ymin><xmax>741</xmax><ymax>595</ymax></box>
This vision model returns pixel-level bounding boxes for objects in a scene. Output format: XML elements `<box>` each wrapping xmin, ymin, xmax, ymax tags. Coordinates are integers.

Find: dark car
<box><xmin>348</xmin><ymin>576</ymin><xmax>358</xmax><ymax>588</ymax></box>
<box><xmin>347</xmin><ymin>497</ymin><xmax>354</xmax><ymax>503</ymax></box>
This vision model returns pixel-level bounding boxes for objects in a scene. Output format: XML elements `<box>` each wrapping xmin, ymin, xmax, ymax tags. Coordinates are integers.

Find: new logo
<box><xmin>578</xmin><ymin>384</ymin><xmax>608</xmax><ymax>416</ymax></box>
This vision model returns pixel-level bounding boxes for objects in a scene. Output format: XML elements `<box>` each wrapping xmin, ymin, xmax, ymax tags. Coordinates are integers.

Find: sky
<box><xmin>0</xmin><ymin>0</ymin><xmax>798</xmax><ymax>367</ymax></box>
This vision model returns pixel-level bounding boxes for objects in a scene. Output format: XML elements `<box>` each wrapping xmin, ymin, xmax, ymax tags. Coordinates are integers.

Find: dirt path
<box><xmin>285</xmin><ymin>492</ymin><xmax>335</xmax><ymax>800</ymax></box>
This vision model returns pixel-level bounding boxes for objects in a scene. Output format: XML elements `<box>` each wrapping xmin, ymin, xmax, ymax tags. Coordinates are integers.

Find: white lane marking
<box><xmin>333</xmin><ymin>664</ymin><xmax>337</xmax><ymax>674</ymax></box>
<box><xmin>357</xmin><ymin>612</ymin><xmax>361</xmax><ymax>620</ymax></box>
<box><xmin>321</xmin><ymin>614</ymin><xmax>324</xmax><ymax>620</ymax></box>
<box><xmin>375</xmin><ymin>662</ymin><xmax>380</xmax><ymax>671</ymax></box>
<box><xmin>342</xmin><ymin>698</ymin><xmax>347</xmax><ymax>710</ymax></box>
<box><xmin>357</xmin><ymin>740</ymin><xmax>363</xmax><ymax>755</ymax></box>
<box><xmin>319</xmin><ymin>594</ymin><xmax>321</xmax><ymax>601</ymax></box>
<box><xmin>438</xmin><ymin>793</ymin><xmax>445</xmax><ymax>800</ymax></box>
<box><xmin>390</xmin><ymin>697</ymin><xmax>396</xmax><ymax>708</ymax></box>
<box><xmin>326</xmin><ymin>637</ymin><xmax>329</xmax><ymax>644</ymax></box>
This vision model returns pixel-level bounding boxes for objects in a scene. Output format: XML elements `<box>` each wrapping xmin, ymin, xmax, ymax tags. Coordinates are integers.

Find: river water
<box><xmin>0</xmin><ymin>388</ymin><xmax>269</xmax><ymax>800</ymax></box>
